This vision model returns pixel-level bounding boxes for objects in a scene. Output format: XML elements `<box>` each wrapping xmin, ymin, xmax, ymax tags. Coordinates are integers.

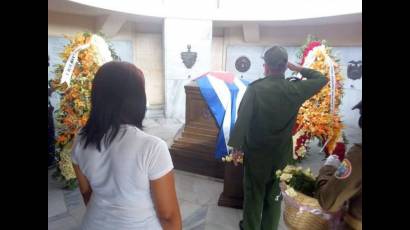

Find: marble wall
<box><xmin>225</xmin><ymin>45</ymin><xmax>362</xmax><ymax>145</ymax></box>
<box><xmin>48</xmin><ymin>33</ymin><xmax>166</xmax><ymax>106</ymax></box>
<box><xmin>163</xmin><ymin>18</ymin><xmax>213</xmax><ymax>121</ymax></box>
<box><xmin>48</xmin><ymin>13</ymin><xmax>165</xmax><ymax>106</ymax></box>
<box><xmin>110</xmin><ymin>40</ymin><xmax>134</xmax><ymax>63</ymax></box>
<box><xmin>48</xmin><ymin>36</ymin><xmax>135</xmax><ymax>121</ymax></box>
<box><xmin>48</xmin><ymin>37</ymin><xmax>134</xmax><ymax>77</ymax></box>
<box><xmin>226</xmin><ymin>45</ymin><xmax>303</xmax><ymax>81</ymax></box>
<box><xmin>332</xmin><ymin>47</ymin><xmax>362</xmax><ymax>147</ymax></box>
<box><xmin>211</xmin><ymin>36</ymin><xmax>224</xmax><ymax>71</ymax></box>
<box><xmin>49</xmin><ymin>13</ymin><xmax>362</xmax><ymax>146</ymax></box>
<box><xmin>48</xmin><ymin>11</ymin><xmax>96</xmax><ymax>37</ymax></box>
<box><xmin>134</xmin><ymin>33</ymin><xmax>164</xmax><ymax>106</ymax></box>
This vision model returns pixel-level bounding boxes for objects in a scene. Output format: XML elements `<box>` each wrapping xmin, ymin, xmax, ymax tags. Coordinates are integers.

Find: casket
<box><xmin>170</xmin><ymin>80</ymin><xmax>224</xmax><ymax>178</ymax></box>
<box><xmin>170</xmin><ymin>80</ymin><xmax>244</xmax><ymax>208</ymax></box>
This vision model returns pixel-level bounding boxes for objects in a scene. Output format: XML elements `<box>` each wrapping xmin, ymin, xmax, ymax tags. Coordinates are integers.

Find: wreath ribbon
<box><xmin>297</xmin><ymin>45</ymin><xmax>337</xmax><ymax>152</ymax></box>
<box><xmin>60</xmin><ymin>35</ymin><xmax>112</xmax><ymax>87</ymax></box>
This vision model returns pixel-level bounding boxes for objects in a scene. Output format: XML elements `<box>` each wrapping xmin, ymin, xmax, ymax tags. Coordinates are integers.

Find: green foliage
<box><xmin>288</xmin><ymin>171</ymin><xmax>316</xmax><ymax>197</ymax></box>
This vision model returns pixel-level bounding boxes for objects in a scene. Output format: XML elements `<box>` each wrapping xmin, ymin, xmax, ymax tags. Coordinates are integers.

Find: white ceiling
<box><xmin>48</xmin><ymin>0</ymin><xmax>107</xmax><ymax>16</ymax></box>
<box><xmin>213</xmin><ymin>13</ymin><xmax>361</xmax><ymax>27</ymax></box>
<box><xmin>48</xmin><ymin>0</ymin><xmax>361</xmax><ymax>31</ymax></box>
<box><xmin>66</xmin><ymin>0</ymin><xmax>361</xmax><ymax>21</ymax></box>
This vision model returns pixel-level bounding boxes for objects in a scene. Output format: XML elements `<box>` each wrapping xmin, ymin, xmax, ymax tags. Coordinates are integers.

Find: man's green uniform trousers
<box><xmin>229</xmin><ymin>68</ymin><xmax>328</xmax><ymax>230</ymax></box>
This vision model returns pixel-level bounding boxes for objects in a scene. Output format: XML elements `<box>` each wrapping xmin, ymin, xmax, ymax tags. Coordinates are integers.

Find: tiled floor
<box><xmin>48</xmin><ymin>118</ymin><xmax>327</xmax><ymax>230</ymax></box>
<box><xmin>48</xmin><ymin>168</ymin><xmax>283</xmax><ymax>230</ymax></box>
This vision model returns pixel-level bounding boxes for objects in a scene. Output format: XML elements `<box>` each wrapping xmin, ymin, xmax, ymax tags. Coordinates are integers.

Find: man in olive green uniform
<box><xmin>228</xmin><ymin>46</ymin><xmax>328</xmax><ymax>230</ymax></box>
<box><xmin>316</xmin><ymin>102</ymin><xmax>362</xmax><ymax>230</ymax></box>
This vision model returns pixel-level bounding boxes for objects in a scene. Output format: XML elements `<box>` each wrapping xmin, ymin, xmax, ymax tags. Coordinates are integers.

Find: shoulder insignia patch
<box><xmin>334</xmin><ymin>159</ymin><xmax>352</xmax><ymax>179</ymax></box>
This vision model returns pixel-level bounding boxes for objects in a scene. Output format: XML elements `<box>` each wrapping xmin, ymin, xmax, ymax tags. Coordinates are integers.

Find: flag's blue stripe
<box><xmin>196</xmin><ymin>76</ymin><xmax>225</xmax><ymax>127</ymax></box>
<box><xmin>216</xmin><ymin>131</ymin><xmax>227</xmax><ymax>159</ymax></box>
<box><xmin>197</xmin><ymin>76</ymin><xmax>228</xmax><ymax>158</ymax></box>
<box><xmin>196</xmin><ymin>76</ymin><xmax>248</xmax><ymax>159</ymax></box>
<box><xmin>241</xmin><ymin>79</ymin><xmax>250</xmax><ymax>86</ymax></box>
<box><xmin>227</xmin><ymin>83</ymin><xmax>239</xmax><ymax>135</ymax></box>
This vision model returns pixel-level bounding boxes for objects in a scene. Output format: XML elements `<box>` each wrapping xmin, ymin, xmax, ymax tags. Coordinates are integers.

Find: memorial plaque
<box><xmin>235</xmin><ymin>56</ymin><xmax>251</xmax><ymax>73</ymax></box>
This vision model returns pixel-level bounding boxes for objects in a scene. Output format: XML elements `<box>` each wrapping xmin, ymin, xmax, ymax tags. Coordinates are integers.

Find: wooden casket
<box><xmin>170</xmin><ymin>80</ymin><xmax>225</xmax><ymax>179</ymax></box>
<box><xmin>170</xmin><ymin>80</ymin><xmax>244</xmax><ymax>208</ymax></box>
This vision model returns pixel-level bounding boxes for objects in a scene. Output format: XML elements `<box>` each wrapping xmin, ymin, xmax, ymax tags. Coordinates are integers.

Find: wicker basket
<box><xmin>280</xmin><ymin>183</ymin><xmax>333</xmax><ymax>230</ymax></box>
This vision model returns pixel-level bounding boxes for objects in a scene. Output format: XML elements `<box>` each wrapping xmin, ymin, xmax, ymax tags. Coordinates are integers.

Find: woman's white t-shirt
<box><xmin>71</xmin><ymin>125</ymin><xmax>174</xmax><ymax>230</ymax></box>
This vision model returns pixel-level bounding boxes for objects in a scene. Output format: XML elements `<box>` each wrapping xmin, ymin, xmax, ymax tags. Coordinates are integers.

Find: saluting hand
<box><xmin>287</xmin><ymin>62</ymin><xmax>304</xmax><ymax>72</ymax></box>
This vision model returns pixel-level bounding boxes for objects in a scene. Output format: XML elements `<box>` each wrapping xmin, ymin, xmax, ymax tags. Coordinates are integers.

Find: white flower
<box><xmin>303</xmin><ymin>168</ymin><xmax>315</xmax><ymax>179</ymax></box>
<box><xmin>59</xmin><ymin>147</ymin><xmax>76</xmax><ymax>180</ymax></box>
<box><xmin>275</xmin><ymin>170</ymin><xmax>282</xmax><ymax>177</ymax></box>
<box><xmin>280</xmin><ymin>173</ymin><xmax>293</xmax><ymax>182</ymax></box>
<box><xmin>283</xmin><ymin>165</ymin><xmax>296</xmax><ymax>173</ymax></box>
<box><xmin>91</xmin><ymin>35</ymin><xmax>112</xmax><ymax>65</ymax></box>
<box><xmin>296</xmin><ymin>146</ymin><xmax>307</xmax><ymax>158</ymax></box>
<box><xmin>285</xmin><ymin>187</ymin><xmax>297</xmax><ymax>198</ymax></box>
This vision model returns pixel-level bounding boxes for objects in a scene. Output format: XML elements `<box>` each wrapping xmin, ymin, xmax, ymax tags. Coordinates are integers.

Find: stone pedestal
<box><xmin>170</xmin><ymin>80</ymin><xmax>224</xmax><ymax>178</ymax></box>
<box><xmin>218</xmin><ymin>163</ymin><xmax>244</xmax><ymax>209</ymax></box>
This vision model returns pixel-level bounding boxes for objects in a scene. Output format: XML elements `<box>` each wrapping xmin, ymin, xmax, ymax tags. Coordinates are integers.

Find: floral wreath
<box><xmin>292</xmin><ymin>35</ymin><xmax>346</xmax><ymax>161</ymax></box>
<box><xmin>50</xmin><ymin>32</ymin><xmax>119</xmax><ymax>189</ymax></box>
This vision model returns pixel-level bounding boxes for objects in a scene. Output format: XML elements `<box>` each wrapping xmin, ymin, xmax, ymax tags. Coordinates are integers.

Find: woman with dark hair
<box><xmin>71</xmin><ymin>61</ymin><xmax>181</xmax><ymax>230</ymax></box>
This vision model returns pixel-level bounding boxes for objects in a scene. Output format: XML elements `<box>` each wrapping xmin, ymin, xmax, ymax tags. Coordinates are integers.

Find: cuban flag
<box><xmin>195</xmin><ymin>71</ymin><xmax>249</xmax><ymax>159</ymax></box>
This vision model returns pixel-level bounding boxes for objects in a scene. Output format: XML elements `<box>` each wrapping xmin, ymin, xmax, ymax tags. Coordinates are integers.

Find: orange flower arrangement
<box><xmin>292</xmin><ymin>36</ymin><xmax>345</xmax><ymax>160</ymax></box>
<box><xmin>50</xmin><ymin>32</ymin><xmax>118</xmax><ymax>189</ymax></box>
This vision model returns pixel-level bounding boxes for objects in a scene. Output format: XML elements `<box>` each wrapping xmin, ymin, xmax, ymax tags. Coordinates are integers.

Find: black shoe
<box><xmin>239</xmin><ymin>220</ymin><xmax>244</xmax><ymax>230</ymax></box>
